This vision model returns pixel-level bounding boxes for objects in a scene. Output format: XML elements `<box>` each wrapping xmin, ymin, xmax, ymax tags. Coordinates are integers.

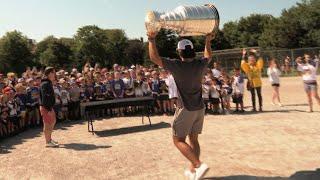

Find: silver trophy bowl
<box><xmin>145</xmin><ymin>4</ymin><xmax>220</xmax><ymax>36</ymax></box>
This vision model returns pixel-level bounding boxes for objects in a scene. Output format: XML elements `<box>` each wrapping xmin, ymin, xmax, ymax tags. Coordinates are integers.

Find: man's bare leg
<box><xmin>173</xmin><ymin>136</ymin><xmax>201</xmax><ymax>172</ymax></box>
<box><xmin>188</xmin><ymin>134</ymin><xmax>200</xmax><ymax>158</ymax></box>
<box><xmin>188</xmin><ymin>134</ymin><xmax>201</xmax><ymax>171</ymax></box>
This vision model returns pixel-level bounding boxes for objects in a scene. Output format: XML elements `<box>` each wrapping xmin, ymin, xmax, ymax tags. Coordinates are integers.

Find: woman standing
<box><xmin>296</xmin><ymin>54</ymin><xmax>320</xmax><ymax>112</ymax></box>
<box><xmin>241</xmin><ymin>49</ymin><xmax>264</xmax><ymax>112</ymax></box>
<box><xmin>39</xmin><ymin>67</ymin><xmax>58</xmax><ymax>147</ymax></box>
<box><xmin>267</xmin><ymin>59</ymin><xmax>282</xmax><ymax>106</ymax></box>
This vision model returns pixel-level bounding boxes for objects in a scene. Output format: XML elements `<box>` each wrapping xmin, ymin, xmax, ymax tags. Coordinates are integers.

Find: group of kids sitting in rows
<box><xmin>0</xmin><ymin>62</ymin><xmax>245</xmax><ymax>139</ymax></box>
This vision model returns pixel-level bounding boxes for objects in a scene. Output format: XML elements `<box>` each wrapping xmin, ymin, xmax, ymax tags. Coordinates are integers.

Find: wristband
<box><xmin>148</xmin><ymin>37</ymin><xmax>155</xmax><ymax>41</ymax></box>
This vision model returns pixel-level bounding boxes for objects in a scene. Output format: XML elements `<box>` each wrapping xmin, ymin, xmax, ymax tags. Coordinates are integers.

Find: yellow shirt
<box><xmin>241</xmin><ymin>58</ymin><xmax>264</xmax><ymax>88</ymax></box>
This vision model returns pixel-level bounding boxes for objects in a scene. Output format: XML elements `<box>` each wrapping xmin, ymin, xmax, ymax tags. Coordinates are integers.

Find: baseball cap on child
<box><xmin>177</xmin><ymin>39</ymin><xmax>194</xmax><ymax>50</ymax></box>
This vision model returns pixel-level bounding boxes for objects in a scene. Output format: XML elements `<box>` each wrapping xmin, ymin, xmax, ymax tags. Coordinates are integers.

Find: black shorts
<box><xmin>0</xmin><ymin>119</ymin><xmax>7</xmax><ymax>126</ymax></box>
<box><xmin>152</xmin><ymin>94</ymin><xmax>159</xmax><ymax>100</ymax></box>
<box><xmin>8</xmin><ymin>116</ymin><xmax>20</xmax><ymax>126</ymax></box>
<box><xmin>232</xmin><ymin>95</ymin><xmax>243</xmax><ymax>103</ymax></box>
<box><xmin>272</xmin><ymin>83</ymin><xmax>280</xmax><ymax>87</ymax></box>
<box><xmin>210</xmin><ymin>98</ymin><xmax>220</xmax><ymax>104</ymax></box>
<box><xmin>158</xmin><ymin>94</ymin><xmax>169</xmax><ymax>101</ymax></box>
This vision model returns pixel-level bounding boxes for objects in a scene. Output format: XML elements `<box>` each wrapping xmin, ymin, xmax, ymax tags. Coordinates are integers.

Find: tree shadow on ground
<box><xmin>95</xmin><ymin>122</ymin><xmax>171</xmax><ymax>137</ymax></box>
<box><xmin>204</xmin><ymin>168</ymin><xmax>320</xmax><ymax>180</ymax></box>
<box><xmin>59</xmin><ymin>143</ymin><xmax>112</xmax><ymax>151</ymax></box>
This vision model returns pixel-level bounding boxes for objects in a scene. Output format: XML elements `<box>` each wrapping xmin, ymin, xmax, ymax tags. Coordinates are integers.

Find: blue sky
<box><xmin>0</xmin><ymin>0</ymin><xmax>300</xmax><ymax>41</ymax></box>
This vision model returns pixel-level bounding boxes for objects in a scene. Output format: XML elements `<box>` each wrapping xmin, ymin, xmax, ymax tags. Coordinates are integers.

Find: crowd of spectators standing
<box><xmin>1</xmin><ymin>52</ymin><xmax>319</xmax><ymax>139</ymax></box>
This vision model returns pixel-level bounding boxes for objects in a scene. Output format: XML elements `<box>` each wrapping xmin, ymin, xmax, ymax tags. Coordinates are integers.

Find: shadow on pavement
<box><xmin>60</xmin><ymin>143</ymin><xmax>112</xmax><ymax>151</ymax></box>
<box><xmin>95</xmin><ymin>122</ymin><xmax>171</xmax><ymax>137</ymax></box>
<box><xmin>204</xmin><ymin>168</ymin><xmax>320</xmax><ymax>180</ymax></box>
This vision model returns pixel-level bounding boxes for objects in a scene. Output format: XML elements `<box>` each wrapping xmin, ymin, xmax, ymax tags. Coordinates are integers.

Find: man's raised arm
<box><xmin>147</xmin><ymin>32</ymin><xmax>163</xmax><ymax>67</ymax></box>
<box><xmin>204</xmin><ymin>33</ymin><xmax>214</xmax><ymax>62</ymax></box>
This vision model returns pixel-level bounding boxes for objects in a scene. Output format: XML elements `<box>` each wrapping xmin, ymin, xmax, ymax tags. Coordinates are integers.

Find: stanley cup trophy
<box><xmin>145</xmin><ymin>4</ymin><xmax>220</xmax><ymax>36</ymax></box>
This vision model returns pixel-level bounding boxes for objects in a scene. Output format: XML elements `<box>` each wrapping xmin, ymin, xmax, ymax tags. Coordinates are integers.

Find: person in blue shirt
<box><xmin>26</xmin><ymin>78</ymin><xmax>40</xmax><ymax>127</ymax></box>
<box><xmin>112</xmin><ymin>72</ymin><xmax>125</xmax><ymax>99</ymax></box>
<box><xmin>150</xmin><ymin>71</ymin><xmax>162</xmax><ymax>113</ymax></box>
<box><xmin>15</xmin><ymin>83</ymin><xmax>28</xmax><ymax>129</ymax></box>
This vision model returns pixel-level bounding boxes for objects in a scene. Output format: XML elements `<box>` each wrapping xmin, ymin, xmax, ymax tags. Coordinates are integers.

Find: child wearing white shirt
<box><xmin>232</xmin><ymin>68</ymin><xmax>245</xmax><ymax>112</ymax></box>
<box><xmin>166</xmin><ymin>73</ymin><xmax>178</xmax><ymax>112</ymax></box>
<box><xmin>210</xmin><ymin>78</ymin><xmax>221</xmax><ymax>114</ymax></box>
<box><xmin>267</xmin><ymin>59</ymin><xmax>282</xmax><ymax>106</ymax></box>
<box><xmin>202</xmin><ymin>78</ymin><xmax>210</xmax><ymax>113</ymax></box>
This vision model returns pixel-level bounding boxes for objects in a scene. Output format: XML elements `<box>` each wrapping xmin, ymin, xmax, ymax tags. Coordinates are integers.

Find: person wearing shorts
<box><xmin>166</xmin><ymin>73</ymin><xmax>178</xmax><ymax>114</ymax></box>
<box><xmin>39</xmin><ymin>67</ymin><xmax>58</xmax><ymax>147</ymax></box>
<box><xmin>296</xmin><ymin>54</ymin><xmax>320</xmax><ymax>112</ymax></box>
<box><xmin>147</xmin><ymin>28</ymin><xmax>214</xmax><ymax>179</ymax></box>
<box><xmin>267</xmin><ymin>59</ymin><xmax>282</xmax><ymax>106</ymax></box>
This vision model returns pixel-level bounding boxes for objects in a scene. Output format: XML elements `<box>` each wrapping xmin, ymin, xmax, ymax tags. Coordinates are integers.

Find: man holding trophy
<box><xmin>146</xmin><ymin>4</ymin><xmax>219</xmax><ymax>180</ymax></box>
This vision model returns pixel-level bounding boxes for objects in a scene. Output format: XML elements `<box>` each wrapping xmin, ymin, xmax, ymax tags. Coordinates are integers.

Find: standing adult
<box><xmin>284</xmin><ymin>56</ymin><xmax>291</xmax><ymax>75</ymax></box>
<box><xmin>147</xmin><ymin>30</ymin><xmax>214</xmax><ymax>179</ymax></box>
<box><xmin>39</xmin><ymin>67</ymin><xmax>58</xmax><ymax>147</ymax></box>
<box><xmin>296</xmin><ymin>54</ymin><xmax>320</xmax><ymax>112</ymax></box>
<box><xmin>241</xmin><ymin>49</ymin><xmax>264</xmax><ymax>112</ymax></box>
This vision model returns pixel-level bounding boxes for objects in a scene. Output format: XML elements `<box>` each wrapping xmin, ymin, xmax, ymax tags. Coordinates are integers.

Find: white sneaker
<box><xmin>46</xmin><ymin>141</ymin><xmax>59</xmax><ymax>148</ymax></box>
<box><xmin>225</xmin><ymin>110</ymin><xmax>230</xmax><ymax>115</ymax></box>
<box><xmin>51</xmin><ymin>140</ymin><xmax>59</xmax><ymax>146</ymax></box>
<box><xmin>195</xmin><ymin>163</ymin><xmax>209</xmax><ymax>180</ymax></box>
<box><xmin>278</xmin><ymin>103</ymin><xmax>283</xmax><ymax>107</ymax></box>
<box><xmin>184</xmin><ymin>169</ymin><xmax>195</xmax><ymax>180</ymax></box>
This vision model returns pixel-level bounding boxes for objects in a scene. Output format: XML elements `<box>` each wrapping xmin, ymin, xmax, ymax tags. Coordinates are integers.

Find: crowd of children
<box><xmin>0</xmin><ymin>62</ymin><xmax>249</xmax><ymax>139</ymax></box>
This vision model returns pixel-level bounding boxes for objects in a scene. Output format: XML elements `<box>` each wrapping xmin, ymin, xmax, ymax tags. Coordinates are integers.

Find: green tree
<box><xmin>35</xmin><ymin>36</ymin><xmax>74</xmax><ymax>68</ymax></box>
<box><xmin>74</xmin><ymin>25</ymin><xmax>111</xmax><ymax>67</ymax></box>
<box><xmin>0</xmin><ymin>31</ymin><xmax>34</xmax><ymax>74</ymax></box>
<box><xmin>223</xmin><ymin>14</ymin><xmax>275</xmax><ymax>48</ymax></box>
<box><xmin>104</xmin><ymin>29</ymin><xmax>128</xmax><ymax>65</ymax></box>
<box><xmin>39</xmin><ymin>40</ymin><xmax>73</xmax><ymax>68</ymax></box>
<box><xmin>155</xmin><ymin>29</ymin><xmax>178</xmax><ymax>58</ymax></box>
<box><xmin>125</xmin><ymin>39</ymin><xmax>145</xmax><ymax>65</ymax></box>
<box><xmin>222</xmin><ymin>22</ymin><xmax>242</xmax><ymax>48</ymax></box>
<box><xmin>238</xmin><ymin>14</ymin><xmax>274</xmax><ymax>47</ymax></box>
<box><xmin>260</xmin><ymin>0</ymin><xmax>320</xmax><ymax>48</ymax></box>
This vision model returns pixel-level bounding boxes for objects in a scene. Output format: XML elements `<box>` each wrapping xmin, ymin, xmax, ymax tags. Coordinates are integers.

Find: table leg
<box><xmin>147</xmin><ymin>105</ymin><xmax>152</xmax><ymax>126</ymax></box>
<box><xmin>142</xmin><ymin>105</ymin><xmax>145</xmax><ymax>124</ymax></box>
<box><xmin>87</xmin><ymin>112</ymin><xmax>94</xmax><ymax>135</ymax></box>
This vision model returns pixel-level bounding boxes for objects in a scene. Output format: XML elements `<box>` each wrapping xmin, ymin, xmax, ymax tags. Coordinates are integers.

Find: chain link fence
<box><xmin>198</xmin><ymin>47</ymin><xmax>320</xmax><ymax>76</ymax></box>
